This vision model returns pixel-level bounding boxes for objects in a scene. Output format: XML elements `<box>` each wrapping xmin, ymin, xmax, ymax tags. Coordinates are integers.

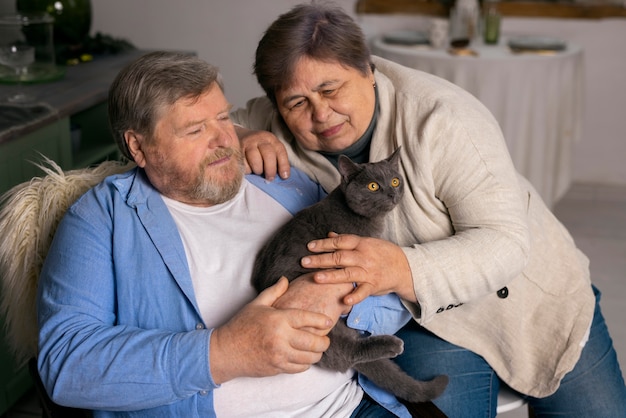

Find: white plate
<box><xmin>508</xmin><ymin>36</ymin><xmax>566</xmax><ymax>52</ymax></box>
<box><xmin>382</xmin><ymin>30</ymin><xmax>430</xmax><ymax>46</ymax></box>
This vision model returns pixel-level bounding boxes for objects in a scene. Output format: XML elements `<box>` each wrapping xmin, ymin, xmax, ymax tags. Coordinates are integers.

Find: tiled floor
<box><xmin>5</xmin><ymin>183</ymin><xmax>626</xmax><ymax>418</ymax></box>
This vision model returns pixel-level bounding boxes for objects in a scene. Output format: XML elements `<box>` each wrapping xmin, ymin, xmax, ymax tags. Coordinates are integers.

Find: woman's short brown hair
<box><xmin>254</xmin><ymin>2</ymin><xmax>372</xmax><ymax>107</ymax></box>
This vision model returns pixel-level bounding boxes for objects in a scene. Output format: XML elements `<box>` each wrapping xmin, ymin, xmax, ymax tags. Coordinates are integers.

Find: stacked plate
<box><xmin>382</xmin><ymin>30</ymin><xmax>430</xmax><ymax>46</ymax></box>
<box><xmin>507</xmin><ymin>36</ymin><xmax>567</xmax><ymax>53</ymax></box>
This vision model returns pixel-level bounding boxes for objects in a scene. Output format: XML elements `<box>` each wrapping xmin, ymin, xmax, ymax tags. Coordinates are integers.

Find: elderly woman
<box><xmin>233</xmin><ymin>2</ymin><xmax>626</xmax><ymax>417</ymax></box>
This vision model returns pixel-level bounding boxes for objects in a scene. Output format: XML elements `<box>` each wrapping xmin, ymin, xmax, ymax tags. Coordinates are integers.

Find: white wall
<box><xmin>86</xmin><ymin>1</ymin><xmax>625</xmax><ymax>187</ymax></box>
<box><xmin>503</xmin><ymin>17</ymin><xmax>626</xmax><ymax>186</ymax></box>
<box><xmin>91</xmin><ymin>0</ymin><xmax>354</xmax><ymax>108</ymax></box>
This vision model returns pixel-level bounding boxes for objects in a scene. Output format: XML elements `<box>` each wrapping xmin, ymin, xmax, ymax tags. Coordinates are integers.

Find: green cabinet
<box><xmin>0</xmin><ymin>118</ymin><xmax>71</xmax><ymax>195</ymax></box>
<box><xmin>71</xmin><ymin>102</ymin><xmax>120</xmax><ymax>170</ymax></box>
<box><xmin>0</xmin><ymin>102</ymin><xmax>119</xmax><ymax>196</ymax></box>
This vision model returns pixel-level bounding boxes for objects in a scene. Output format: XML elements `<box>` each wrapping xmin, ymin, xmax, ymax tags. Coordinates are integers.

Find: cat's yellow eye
<box><xmin>368</xmin><ymin>182</ymin><xmax>380</xmax><ymax>191</ymax></box>
<box><xmin>391</xmin><ymin>177</ymin><xmax>400</xmax><ymax>188</ymax></box>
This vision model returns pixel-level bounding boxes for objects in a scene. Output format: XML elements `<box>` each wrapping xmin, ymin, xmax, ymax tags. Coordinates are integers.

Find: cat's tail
<box><xmin>354</xmin><ymin>359</ymin><xmax>449</xmax><ymax>404</ymax></box>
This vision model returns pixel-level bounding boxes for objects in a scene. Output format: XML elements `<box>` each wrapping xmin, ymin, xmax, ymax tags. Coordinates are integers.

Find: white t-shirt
<box><xmin>163</xmin><ymin>179</ymin><xmax>362</xmax><ymax>417</ymax></box>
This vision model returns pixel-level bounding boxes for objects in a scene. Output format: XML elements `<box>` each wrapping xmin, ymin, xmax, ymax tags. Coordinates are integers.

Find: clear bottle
<box><xmin>449</xmin><ymin>0</ymin><xmax>480</xmax><ymax>48</ymax></box>
<box><xmin>483</xmin><ymin>0</ymin><xmax>501</xmax><ymax>45</ymax></box>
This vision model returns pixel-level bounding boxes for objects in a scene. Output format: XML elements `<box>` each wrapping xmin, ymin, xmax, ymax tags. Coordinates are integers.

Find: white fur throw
<box><xmin>0</xmin><ymin>157</ymin><xmax>135</xmax><ymax>365</ymax></box>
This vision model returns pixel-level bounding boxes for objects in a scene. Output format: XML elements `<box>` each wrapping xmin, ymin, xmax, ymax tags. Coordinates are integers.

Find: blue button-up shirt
<box><xmin>37</xmin><ymin>167</ymin><xmax>412</xmax><ymax>417</ymax></box>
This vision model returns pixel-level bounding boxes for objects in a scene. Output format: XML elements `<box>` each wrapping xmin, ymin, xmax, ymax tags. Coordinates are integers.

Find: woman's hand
<box><xmin>301</xmin><ymin>233</ymin><xmax>417</xmax><ymax>305</ymax></box>
<box><xmin>236</xmin><ymin>125</ymin><xmax>291</xmax><ymax>180</ymax></box>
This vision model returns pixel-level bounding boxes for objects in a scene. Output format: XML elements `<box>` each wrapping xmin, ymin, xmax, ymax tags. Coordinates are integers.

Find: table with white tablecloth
<box><xmin>371</xmin><ymin>36</ymin><xmax>584</xmax><ymax>208</ymax></box>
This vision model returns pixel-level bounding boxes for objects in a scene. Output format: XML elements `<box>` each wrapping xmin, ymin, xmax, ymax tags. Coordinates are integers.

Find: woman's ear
<box><xmin>125</xmin><ymin>131</ymin><xmax>147</xmax><ymax>167</ymax></box>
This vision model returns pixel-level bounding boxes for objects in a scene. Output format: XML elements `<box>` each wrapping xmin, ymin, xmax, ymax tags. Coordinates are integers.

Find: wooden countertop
<box><xmin>0</xmin><ymin>49</ymin><xmax>149</xmax><ymax>145</ymax></box>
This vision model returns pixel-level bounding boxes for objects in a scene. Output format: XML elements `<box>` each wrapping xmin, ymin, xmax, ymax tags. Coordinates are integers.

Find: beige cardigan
<box><xmin>232</xmin><ymin>56</ymin><xmax>594</xmax><ymax>397</ymax></box>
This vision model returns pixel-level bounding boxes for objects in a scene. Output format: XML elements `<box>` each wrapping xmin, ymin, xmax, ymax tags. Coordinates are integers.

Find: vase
<box><xmin>16</xmin><ymin>0</ymin><xmax>92</xmax><ymax>47</ymax></box>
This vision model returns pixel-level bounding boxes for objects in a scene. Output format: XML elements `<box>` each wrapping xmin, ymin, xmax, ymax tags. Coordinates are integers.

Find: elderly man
<box><xmin>36</xmin><ymin>51</ymin><xmax>413</xmax><ymax>417</ymax></box>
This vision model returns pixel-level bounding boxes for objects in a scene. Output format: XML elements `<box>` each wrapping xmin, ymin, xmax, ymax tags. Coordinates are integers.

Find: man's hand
<box><xmin>236</xmin><ymin>126</ymin><xmax>290</xmax><ymax>181</ymax></box>
<box><xmin>210</xmin><ymin>278</ymin><xmax>332</xmax><ymax>384</ymax></box>
<box><xmin>302</xmin><ymin>233</ymin><xmax>417</xmax><ymax>306</ymax></box>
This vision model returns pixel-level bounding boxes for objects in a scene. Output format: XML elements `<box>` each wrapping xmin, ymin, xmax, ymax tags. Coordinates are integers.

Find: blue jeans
<box><xmin>394</xmin><ymin>285</ymin><xmax>626</xmax><ymax>417</ymax></box>
<box><xmin>351</xmin><ymin>394</ymin><xmax>397</xmax><ymax>418</ymax></box>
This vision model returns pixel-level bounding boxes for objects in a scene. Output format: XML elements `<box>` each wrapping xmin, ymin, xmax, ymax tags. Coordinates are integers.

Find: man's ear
<box><xmin>125</xmin><ymin>131</ymin><xmax>147</xmax><ymax>167</ymax></box>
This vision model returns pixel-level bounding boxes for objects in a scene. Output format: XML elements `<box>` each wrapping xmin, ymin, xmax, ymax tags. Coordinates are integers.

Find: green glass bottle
<box><xmin>483</xmin><ymin>0</ymin><xmax>501</xmax><ymax>45</ymax></box>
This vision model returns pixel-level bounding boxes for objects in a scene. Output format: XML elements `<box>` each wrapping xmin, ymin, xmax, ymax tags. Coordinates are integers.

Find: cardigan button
<box><xmin>497</xmin><ymin>287</ymin><xmax>509</xmax><ymax>299</ymax></box>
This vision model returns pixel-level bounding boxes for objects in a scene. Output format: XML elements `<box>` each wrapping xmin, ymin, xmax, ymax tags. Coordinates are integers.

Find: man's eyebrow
<box><xmin>174</xmin><ymin>119</ymin><xmax>203</xmax><ymax>134</ymax></box>
<box><xmin>186</xmin><ymin>103</ymin><xmax>234</xmax><ymax>125</ymax></box>
<box><xmin>175</xmin><ymin>103</ymin><xmax>233</xmax><ymax>133</ymax></box>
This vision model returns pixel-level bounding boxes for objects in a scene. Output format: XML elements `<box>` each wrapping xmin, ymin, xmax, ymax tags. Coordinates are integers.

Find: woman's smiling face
<box><xmin>275</xmin><ymin>56</ymin><xmax>376</xmax><ymax>153</ymax></box>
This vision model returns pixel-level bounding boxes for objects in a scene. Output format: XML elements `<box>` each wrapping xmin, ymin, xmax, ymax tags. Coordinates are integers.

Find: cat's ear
<box><xmin>387</xmin><ymin>147</ymin><xmax>402</xmax><ymax>167</ymax></box>
<box><xmin>338</xmin><ymin>154</ymin><xmax>360</xmax><ymax>181</ymax></box>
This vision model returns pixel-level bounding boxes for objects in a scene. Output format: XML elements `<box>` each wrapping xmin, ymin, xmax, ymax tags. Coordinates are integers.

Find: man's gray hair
<box><xmin>108</xmin><ymin>51</ymin><xmax>224</xmax><ymax>160</ymax></box>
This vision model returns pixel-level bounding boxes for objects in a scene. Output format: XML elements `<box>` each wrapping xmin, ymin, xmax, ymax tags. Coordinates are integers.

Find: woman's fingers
<box><xmin>302</xmin><ymin>233</ymin><xmax>416</xmax><ymax>303</ymax></box>
<box><xmin>238</xmin><ymin>126</ymin><xmax>291</xmax><ymax>180</ymax></box>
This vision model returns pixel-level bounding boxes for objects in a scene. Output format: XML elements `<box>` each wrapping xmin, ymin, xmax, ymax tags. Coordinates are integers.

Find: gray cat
<box><xmin>251</xmin><ymin>148</ymin><xmax>448</xmax><ymax>404</ymax></box>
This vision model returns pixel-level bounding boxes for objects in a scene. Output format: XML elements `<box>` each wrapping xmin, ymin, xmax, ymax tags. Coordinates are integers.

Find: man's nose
<box><xmin>207</xmin><ymin>124</ymin><xmax>234</xmax><ymax>148</ymax></box>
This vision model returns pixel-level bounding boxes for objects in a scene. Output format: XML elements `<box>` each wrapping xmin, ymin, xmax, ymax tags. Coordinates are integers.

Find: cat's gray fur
<box><xmin>251</xmin><ymin>148</ymin><xmax>448</xmax><ymax>403</ymax></box>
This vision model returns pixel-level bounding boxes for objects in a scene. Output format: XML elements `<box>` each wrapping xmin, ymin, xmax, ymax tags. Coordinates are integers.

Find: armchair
<box><xmin>0</xmin><ymin>158</ymin><xmax>134</xmax><ymax>417</ymax></box>
<box><xmin>0</xmin><ymin>157</ymin><xmax>447</xmax><ymax>418</ymax></box>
